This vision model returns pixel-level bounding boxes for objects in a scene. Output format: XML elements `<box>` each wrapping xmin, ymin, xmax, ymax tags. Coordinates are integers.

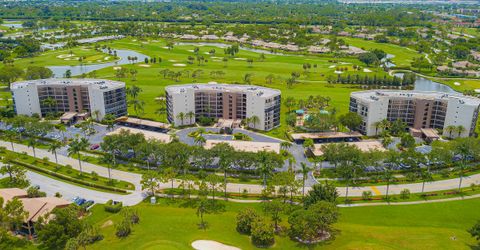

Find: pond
<box><xmin>1</xmin><ymin>20</ymin><xmax>23</xmax><ymax>29</ymax></box>
<box><xmin>395</xmin><ymin>73</ymin><xmax>458</xmax><ymax>93</ymax></box>
<box><xmin>47</xmin><ymin>49</ymin><xmax>149</xmax><ymax>77</ymax></box>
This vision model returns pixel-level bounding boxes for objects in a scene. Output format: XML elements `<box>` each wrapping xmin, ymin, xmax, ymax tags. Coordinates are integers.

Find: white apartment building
<box><xmin>350</xmin><ymin>90</ymin><xmax>480</xmax><ymax>137</ymax></box>
<box><xmin>11</xmin><ymin>78</ymin><xmax>127</xmax><ymax>120</ymax></box>
<box><xmin>165</xmin><ymin>83</ymin><xmax>281</xmax><ymax>131</ymax></box>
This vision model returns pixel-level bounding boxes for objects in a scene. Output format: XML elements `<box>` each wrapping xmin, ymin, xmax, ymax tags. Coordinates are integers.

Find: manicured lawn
<box><xmin>343</xmin><ymin>37</ymin><xmax>421</xmax><ymax>68</ymax></box>
<box><xmin>86</xmin><ymin>197</ymin><xmax>480</xmax><ymax>250</ymax></box>
<box><xmin>13</xmin><ymin>46</ymin><xmax>117</xmax><ymax>68</ymax></box>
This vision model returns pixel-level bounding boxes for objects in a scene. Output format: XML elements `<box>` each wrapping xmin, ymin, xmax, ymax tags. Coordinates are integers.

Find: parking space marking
<box><xmin>371</xmin><ymin>186</ymin><xmax>381</xmax><ymax>195</ymax></box>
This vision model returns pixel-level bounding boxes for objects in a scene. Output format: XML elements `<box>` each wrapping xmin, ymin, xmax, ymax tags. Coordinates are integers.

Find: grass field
<box><xmin>13</xmin><ymin>46</ymin><xmax>117</xmax><ymax>68</ymax></box>
<box><xmin>86</xmin><ymin>197</ymin><xmax>480</xmax><ymax>250</ymax></box>
<box><xmin>89</xmin><ymin>38</ymin><xmax>382</xmax><ymax>121</ymax></box>
<box><xmin>343</xmin><ymin>37</ymin><xmax>421</xmax><ymax>68</ymax></box>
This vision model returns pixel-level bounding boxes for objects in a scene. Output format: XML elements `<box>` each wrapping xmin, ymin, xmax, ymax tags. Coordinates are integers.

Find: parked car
<box><xmin>90</xmin><ymin>144</ymin><xmax>100</xmax><ymax>150</ymax></box>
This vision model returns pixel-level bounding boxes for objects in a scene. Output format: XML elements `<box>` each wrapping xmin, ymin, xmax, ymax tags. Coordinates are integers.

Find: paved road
<box><xmin>26</xmin><ymin>171</ymin><xmax>146</xmax><ymax>206</ymax></box>
<box><xmin>3</xmin><ymin>139</ymin><xmax>480</xmax><ymax>204</ymax></box>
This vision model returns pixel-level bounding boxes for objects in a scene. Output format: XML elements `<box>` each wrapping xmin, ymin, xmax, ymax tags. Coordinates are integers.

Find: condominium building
<box><xmin>165</xmin><ymin>83</ymin><xmax>281</xmax><ymax>131</ymax></box>
<box><xmin>11</xmin><ymin>78</ymin><xmax>127</xmax><ymax>120</ymax></box>
<box><xmin>349</xmin><ymin>90</ymin><xmax>480</xmax><ymax>137</ymax></box>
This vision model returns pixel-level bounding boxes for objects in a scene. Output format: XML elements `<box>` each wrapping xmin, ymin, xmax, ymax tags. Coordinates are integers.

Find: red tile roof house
<box><xmin>0</xmin><ymin>188</ymin><xmax>71</xmax><ymax>238</ymax></box>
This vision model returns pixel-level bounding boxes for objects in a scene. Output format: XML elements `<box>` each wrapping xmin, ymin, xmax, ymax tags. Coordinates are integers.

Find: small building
<box><xmin>115</xmin><ymin>116</ymin><xmax>171</xmax><ymax>133</ymax></box>
<box><xmin>0</xmin><ymin>188</ymin><xmax>28</xmax><ymax>203</ymax></box>
<box><xmin>107</xmin><ymin>127</ymin><xmax>172</xmax><ymax>143</ymax></box>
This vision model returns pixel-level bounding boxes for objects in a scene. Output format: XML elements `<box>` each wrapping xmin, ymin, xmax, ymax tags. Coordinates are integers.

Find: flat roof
<box><xmin>107</xmin><ymin>127</ymin><xmax>172</xmax><ymax>143</ymax></box>
<box><xmin>165</xmin><ymin>83</ymin><xmax>281</xmax><ymax>98</ymax></box>
<box><xmin>11</xmin><ymin>78</ymin><xmax>125</xmax><ymax>91</ymax></box>
<box><xmin>204</xmin><ymin>140</ymin><xmax>280</xmax><ymax>154</ymax></box>
<box><xmin>115</xmin><ymin>116</ymin><xmax>171</xmax><ymax>129</ymax></box>
<box><xmin>60</xmin><ymin>112</ymin><xmax>77</xmax><ymax>120</ymax></box>
<box><xmin>351</xmin><ymin>90</ymin><xmax>480</xmax><ymax>106</ymax></box>
<box><xmin>311</xmin><ymin>140</ymin><xmax>386</xmax><ymax>157</ymax></box>
<box><xmin>420</xmin><ymin>128</ymin><xmax>440</xmax><ymax>138</ymax></box>
<box><xmin>0</xmin><ymin>188</ymin><xmax>28</xmax><ymax>203</ymax></box>
<box><xmin>291</xmin><ymin>131</ymin><xmax>363</xmax><ymax>140</ymax></box>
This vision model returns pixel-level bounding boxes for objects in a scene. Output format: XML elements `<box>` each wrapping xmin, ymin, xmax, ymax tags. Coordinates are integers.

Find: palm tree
<box><xmin>67</xmin><ymin>137</ymin><xmax>89</xmax><ymax>174</ymax></box>
<box><xmin>55</xmin><ymin>123</ymin><xmax>67</xmax><ymax>142</ymax></box>
<box><xmin>4</xmin><ymin>130</ymin><xmax>17</xmax><ymax>151</ymax></box>
<box><xmin>280</xmin><ymin>141</ymin><xmax>292</xmax><ymax>151</ymax></box>
<box><xmin>445</xmin><ymin>125</ymin><xmax>456</xmax><ymax>138</ymax></box>
<box><xmin>41</xmin><ymin>97</ymin><xmax>57</xmax><ymax>115</ymax></box>
<box><xmin>194</xmin><ymin>135</ymin><xmax>206</xmax><ymax>146</ymax></box>
<box><xmin>176</xmin><ymin>112</ymin><xmax>185</xmax><ymax>126</ymax></box>
<box><xmin>456</xmin><ymin>125</ymin><xmax>466</xmax><ymax>138</ymax></box>
<box><xmin>48</xmin><ymin>141</ymin><xmax>62</xmax><ymax>164</ymax></box>
<box><xmin>299</xmin><ymin>162</ymin><xmax>312</xmax><ymax>198</ymax></box>
<box><xmin>27</xmin><ymin>137</ymin><xmax>38</xmax><ymax>158</ymax></box>
<box><xmin>186</xmin><ymin>111</ymin><xmax>195</xmax><ymax>125</ymax></box>
<box><xmin>419</xmin><ymin>168</ymin><xmax>433</xmax><ymax>194</ymax></box>
<box><xmin>248</xmin><ymin>115</ymin><xmax>260</xmax><ymax>130</ymax></box>
<box><xmin>128</xmin><ymin>99</ymin><xmax>145</xmax><ymax>116</ymax></box>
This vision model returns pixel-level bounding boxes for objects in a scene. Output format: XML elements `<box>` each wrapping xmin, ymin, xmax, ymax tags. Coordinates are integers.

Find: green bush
<box><xmin>362</xmin><ymin>191</ymin><xmax>372</xmax><ymax>201</ymax></box>
<box><xmin>251</xmin><ymin>219</ymin><xmax>275</xmax><ymax>247</ymax></box>
<box><xmin>400</xmin><ymin>189</ymin><xmax>411</xmax><ymax>199</ymax></box>
<box><xmin>236</xmin><ymin>208</ymin><xmax>260</xmax><ymax>234</ymax></box>
<box><xmin>105</xmin><ymin>199</ymin><xmax>123</xmax><ymax>213</ymax></box>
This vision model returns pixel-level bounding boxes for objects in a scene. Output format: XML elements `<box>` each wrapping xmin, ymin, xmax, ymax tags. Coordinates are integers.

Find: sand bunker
<box><xmin>57</xmin><ymin>54</ymin><xmax>74</xmax><ymax>59</ymax></box>
<box><xmin>168</xmin><ymin>59</ymin><xmax>178</xmax><ymax>62</ymax></box>
<box><xmin>113</xmin><ymin>67</ymin><xmax>122</xmax><ymax>70</ymax></box>
<box><xmin>162</xmin><ymin>46</ymin><xmax>170</xmax><ymax>49</ymax></box>
<box><xmin>363</xmin><ymin>68</ymin><xmax>372</xmax><ymax>73</ymax></box>
<box><xmin>328</xmin><ymin>65</ymin><xmax>336</xmax><ymax>68</ymax></box>
<box><xmin>475</xmin><ymin>89</ymin><xmax>480</xmax><ymax>93</ymax></box>
<box><xmin>340</xmin><ymin>62</ymin><xmax>351</xmax><ymax>65</ymax></box>
<box><xmin>173</xmin><ymin>63</ymin><xmax>186</xmax><ymax>67</ymax></box>
<box><xmin>234</xmin><ymin>58</ymin><xmax>246</xmax><ymax>61</ymax></box>
<box><xmin>187</xmin><ymin>49</ymin><xmax>194</xmax><ymax>52</ymax></box>
<box><xmin>104</xmin><ymin>56</ymin><xmax>111</xmax><ymax>60</ymax></box>
<box><xmin>334</xmin><ymin>71</ymin><xmax>343</xmax><ymax>74</ymax></box>
<box><xmin>139</xmin><ymin>64</ymin><xmax>151</xmax><ymax>68</ymax></box>
<box><xmin>191</xmin><ymin>240</ymin><xmax>240</xmax><ymax>250</ymax></box>
<box><xmin>454</xmin><ymin>82</ymin><xmax>461</xmax><ymax>86</ymax></box>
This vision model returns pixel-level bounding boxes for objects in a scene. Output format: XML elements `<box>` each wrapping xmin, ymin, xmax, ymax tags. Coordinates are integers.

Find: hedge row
<box><xmin>105</xmin><ymin>199</ymin><xmax>123</xmax><ymax>213</ymax></box>
<box><xmin>12</xmin><ymin>160</ymin><xmax>128</xmax><ymax>194</ymax></box>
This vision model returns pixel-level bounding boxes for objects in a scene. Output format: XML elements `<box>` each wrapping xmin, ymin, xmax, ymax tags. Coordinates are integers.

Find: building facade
<box><xmin>165</xmin><ymin>83</ymin><xmax>281</xmax><ymax>131</ymax></box>
<box><xmin>349</xmin><ymin>90</ymin><xmax>480</xmax><ymax>137</ymax></box>
<box><xmin>11</xmin><ymin>79</ymin><xmax>127</xmax><ymax>120</ymax></box>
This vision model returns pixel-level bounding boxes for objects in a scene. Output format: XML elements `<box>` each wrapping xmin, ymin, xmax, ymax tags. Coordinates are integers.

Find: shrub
<box><xmin>91</xmin><ymin>171</ymin><xmax>99</xmax><ymax>181</ymax></box>
<box><xmin>27</xmin><ymin>186</ymin><xmax>46</xmax><ymax>198</ymax></box>
<box><xmin>362</xmin><ymin>191</ymin><xmax>372</xmax><ymax>201</ymax></box>
<box><xmin>115</xmin><ymin>218</ymin><xmax>131</xmax><ymax>238</ymax></box>
<box><xmin>105</xmin><ymin>200</ymin><xmax>123</xmax><ymax>213</ymax></box>
<box><xmin>236</xmin><ymin>208</ymin><xmax>260</xmax><ymax>234</ymax></box>
<box><xmin>251</xmin><ymin>219</ymin><xmax>275</xmax><ymax>247</ymax></box>
<box><xmin>471</xmin><ymin>183</ymin><xmax>477</xmax><ymax>191</ymax></box>
<box><xmin>400</xmin><ymin>189</ymin><xmax>410</xmax><ymax>199</ymax></box>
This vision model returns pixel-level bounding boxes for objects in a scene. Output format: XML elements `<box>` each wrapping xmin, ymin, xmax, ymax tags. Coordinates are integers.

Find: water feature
<box><xmin>2</xmin><ymin>21</ymin><xmax>23</xmax><ymax>29</ymax></box>
<box><xmin>47</xmin><ymin>49</ymin><xmax>149</xmax><ymax>77</ymax></box>
<box><xmin>395</xmin><ymin>73</ymin><xmax>458</xmax><ymax>93</ymax></box>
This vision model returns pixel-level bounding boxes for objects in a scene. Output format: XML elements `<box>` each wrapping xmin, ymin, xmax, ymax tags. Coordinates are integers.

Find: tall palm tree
<box><xmin>186</xmin><ymin>111</ymin><xmax>195</xmax><ymax>125</ymax></box>
<box><xmin>4</xmin><ymin>130</ymin><xmax>17</xmax><ymax>152</ymax></box>
<box><xmin>456</xmin><ymin>125</ymin><xmax>466</xmax><ymax>138</ymax></box>
<box><xmin>280</xmin><ymin>141</ymin><xmax>292</xmax><ymax>151</ymax></box>
<box><xmin>248</xmin><ymin>115</ymin><xmax>260</xmax><ymax>130</ymax></box>
<box><xmin>128</xmin><ymin>99</ymin><xmax>145</xmax><ymax>116</ymax></box>
<box><xmin>48</xmin><ymin>141</ymin><xmax>62</xmax><ymax>164</ymax></box>
<box><xmin>299</xmin><ymin>162</ymin><xmax>312</xmax><ymax>198</ymax></box>
<box><xmin>27</xmin><ymin>137</ymin><xmax>38</xmax><ymax>158</ymax></box>
<box><xmin>445</xmin><ymin>125</ymin><xmax>456</xmax><ymax>138</ymax></box>
<box><xmin>41</xmin><ymin>97</ymin><xmax>57</xmax><ymax>115</ymax></box>
<box><xmin>194</xmin><ymin>135</ymin><xmax>206</xmax><ymax>146</ymax></box>
<box><xmin>419</xmin><ymin>168</ymin><xmax>433</xmax><ymax>194</ymax></box>
<box><xmin>67</xmin><ymin>137</ymin><xmax>89</xmax><ymax>174</ymax></box>
<box><xmin>176</xmin><ymin>112</ymin><xmax>185</xmax><ymax>126</ymax></box>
